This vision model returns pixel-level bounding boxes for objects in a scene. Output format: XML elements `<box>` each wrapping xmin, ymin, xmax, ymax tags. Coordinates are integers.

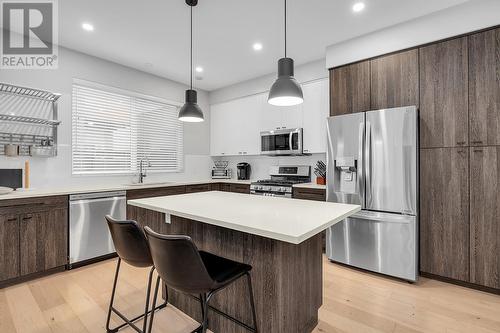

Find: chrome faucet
<box><xmin>139</xmin><ymin>157</ymin><xmax>151</xmax><ymax>184</ymax></box>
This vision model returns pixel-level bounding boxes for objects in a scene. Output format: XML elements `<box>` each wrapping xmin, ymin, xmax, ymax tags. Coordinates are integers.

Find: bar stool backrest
<box><xmin>105</xmin><ymin>215</ymin><xmax>153</xmax><ymax>268</ymax></box>
<box><xmin>144</xmin><ymin>226</ymin><xmax>216</xmax><ymax>294</ymax></box>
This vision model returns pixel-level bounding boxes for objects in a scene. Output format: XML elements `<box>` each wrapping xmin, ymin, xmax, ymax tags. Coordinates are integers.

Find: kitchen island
<box><xmin>128</xmin><ymin>191</ymin><xmax>360</xmax><ymax>333</ymax></box>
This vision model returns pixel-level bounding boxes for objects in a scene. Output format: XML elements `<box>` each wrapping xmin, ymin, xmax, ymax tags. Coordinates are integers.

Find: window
<box><xmin>72</xmin><ymin>80</ymin><xmax>183</xmax><ymax>175</ymax></box>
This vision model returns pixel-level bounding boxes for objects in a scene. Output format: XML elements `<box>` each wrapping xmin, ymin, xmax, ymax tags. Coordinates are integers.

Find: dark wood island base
<box><xmin>130</xmin><ymin>207</ymin><xmax>323</xmax><ymax>333</ymax></box>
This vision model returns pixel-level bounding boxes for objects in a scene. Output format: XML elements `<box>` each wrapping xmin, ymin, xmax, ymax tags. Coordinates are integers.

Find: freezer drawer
<box><xmin>326</xmin><ymin>211</ymin><xmax>418</xmax><ymax>281</ymax></box>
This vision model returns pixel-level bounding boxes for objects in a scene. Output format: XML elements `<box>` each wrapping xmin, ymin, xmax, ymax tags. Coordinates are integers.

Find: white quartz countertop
<box><xmin>0</xmin><ymin>179</ymin><xmax>252</xmax><ymax>201</ymax></box>
<box><xmin>128</xmin><ymin>191</ymin><xmax>360</xmax><ymax>244</ymax></box>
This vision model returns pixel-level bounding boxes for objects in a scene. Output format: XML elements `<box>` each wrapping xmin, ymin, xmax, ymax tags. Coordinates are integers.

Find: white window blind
<box><xmin>72</xmin><ymin>82</ymin><xmax>183</xmax><ymax>175</ymax></box>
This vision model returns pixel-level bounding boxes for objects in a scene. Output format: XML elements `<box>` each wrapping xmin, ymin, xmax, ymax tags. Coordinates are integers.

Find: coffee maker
<box><xmin>236</xmin><ymin>163</ymin><xmax>251</xmax><ymax>180</ymax></box>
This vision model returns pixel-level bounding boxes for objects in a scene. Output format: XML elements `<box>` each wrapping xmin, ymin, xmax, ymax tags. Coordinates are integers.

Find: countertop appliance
<box><xmin>261</xmin><ymin>128</ymin><xmax>303</xmax><ymax>156</ymax></box>
<box><xmin>326</xmin><ymin>106</ymin><xmax>418</xmax><ymax>282</ymax></box>
<box><xmin>0</xmin><ymin>169</ymin><xmax>22</xmax><ymax>189</ymax></box>
<box><xmin>212</xmin><ymin>160</ymin><xmax>232</xmax><ymax>179</ymax></box>
<box><xmin>250</xmin><ymin>165</ymin><xmax>310</xmax><ymax>198</ymax></box>
<box><xmin>69</xmin><ymin>191</ymin><xmax>126</xmax><ymax>267</ymax></box>
<box><xmin>236</xmin><ymin>162</ymin><xmax>251</xmax><ymax>180</ymax></box>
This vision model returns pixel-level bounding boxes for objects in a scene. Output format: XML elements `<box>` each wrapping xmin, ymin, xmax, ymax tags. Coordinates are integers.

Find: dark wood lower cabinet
<box><xmin>19</xmin><ymin>208</ymin><xmax>68</xmax><ymax>276</ymax></box>
<box><xmin>186</xmin><ymin>184</ymin><xmax>211</xmax><ymax>193</ymax></box>
<box><xmin>229</xmin><ymin>183</ymin><xmax>251</xmax><ymax>194</ymax></box>
<box><xmin>292</xmin><ymin>187</ymin><xmax>326</xmax><ymax>202</ymax></box>
<box><xmin>419</xmin><ymin>148</ymin><xmax>470</xmax><ymax>282</ymax></box>
<box><xmin>293</xmin><ymin>186</ymin><xmax>327</xmax><ymax>253</ymax></box>
<box><xmin>0</xmin><ymin>196</ymin><xmax>68</xmax><ymax>286</ymax></box>
<box><xmin>0</xmin><ymin>214</ymin><xmax>20</xmax><ymax>281</ymax></box>
<box><xmin>220</xmin><ymin>183</ymin><xmax>232</xmax><ymax>192</ymax></box>
<box><xmin>470</xmin><ymin>146</ymin><xmax>500</xmax><ymax>289</ymax></box>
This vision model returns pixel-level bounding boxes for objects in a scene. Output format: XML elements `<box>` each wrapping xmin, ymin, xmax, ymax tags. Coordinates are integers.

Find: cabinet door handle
<box><xmin>456</xmin><ymin>141</ymin><xmax>466</xmax><ymax>145</ymax></box>
<box><xmin>22</xmin><ymin>215</ymin><xmax>33</xmax><ymax>221</ymax></box>
<box><xmin>473</xmin><ymin>149</ymin><xmax>483</xmax><ymax>153</ymax></box>
<box><xmin>6</xmin><ymin>218</ymin><xmax>17</xmax><ymax>222</ymax></box>
<box><xmin>471</xmin><ymin>140</ymin><xmax>483</xmax><ymax>144</ymax></box>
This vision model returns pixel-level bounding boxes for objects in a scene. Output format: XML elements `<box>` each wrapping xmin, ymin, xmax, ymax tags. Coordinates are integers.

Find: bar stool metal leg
<box><xmin>148</xmin><ymin>276</ymin><xmax>162</xmax><ymax>333</ymax></box>
<box><xmin>107</xmin><ymin>259</ymin><xmax>167</xmax><ymax>333</ymax></box>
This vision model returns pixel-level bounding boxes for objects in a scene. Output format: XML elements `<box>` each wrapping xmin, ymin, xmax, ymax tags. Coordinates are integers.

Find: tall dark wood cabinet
<box><xmin>0</xmin><ymin>214</ymin><xmax>20</xmax><ymax>281</ymax></box>
<box><xmin>469</xmin><ymin>28</ymin><xmax>500</xmax><ymax>146</ymax></box>
<box><xmin>330</xmin><ymin>61</ymin><xmax>371</xmax><ymax>116</ymax></box>
<box><xmin>469</xmin><ymin>146</ymin><xmax>500</xmax><ymax>289</ymax></box>
<box><xmin>329</xmin><ymin>25</ymin><xmax>500</xmax><ymax>292</ymax></box>
<box><xmin>370</xmin><ymin>49</ymin><xmax>419</xmax><ymax>110</ymax></box>
<box><xmin>419</xmin><ymin>148</ymin><xmax>470</xmax><ymax>282</ymax></box>
<box><xmin>419</xmin><ymin>37</ymin><xmax>469</xmax><ymax>148</ymax></box>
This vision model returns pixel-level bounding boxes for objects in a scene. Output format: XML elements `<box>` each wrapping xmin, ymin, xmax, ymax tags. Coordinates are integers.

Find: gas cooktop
<box><xmin>250</xmin><ymin>165</ymin><xmax>311</xmax><ymax>198</ymax></box>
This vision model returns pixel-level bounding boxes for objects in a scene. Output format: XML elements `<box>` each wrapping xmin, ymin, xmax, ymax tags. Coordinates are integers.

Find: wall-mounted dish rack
<box><xmin>0</xmin><ymin>82</ymin><xmax>61</xmax><ymax>157</ymax></box>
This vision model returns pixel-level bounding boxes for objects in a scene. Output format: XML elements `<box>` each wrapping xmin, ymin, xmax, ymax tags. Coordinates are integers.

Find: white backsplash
<box><xmin>212</xmin><ymin>153</ymin><xmax>326</xmax><ymax>181</ymax></box>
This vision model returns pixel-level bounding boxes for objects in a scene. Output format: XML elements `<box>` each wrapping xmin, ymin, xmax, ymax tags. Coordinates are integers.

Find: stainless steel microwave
<box><xmin>260</xmin><ymin>128</ymin><xmax>303</xmax><ymax>156</ymax></box>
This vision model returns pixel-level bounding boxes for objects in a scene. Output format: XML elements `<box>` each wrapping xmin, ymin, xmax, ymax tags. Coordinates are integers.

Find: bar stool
<box><xmin>105</xmin><ymin>215</ymin><xmax>167</xmax><ymax>333</ymax></box>
<box><xmin>144</xmin><ymin>226</ymin><xmax>258</xmax><ymax>333</ymax></box>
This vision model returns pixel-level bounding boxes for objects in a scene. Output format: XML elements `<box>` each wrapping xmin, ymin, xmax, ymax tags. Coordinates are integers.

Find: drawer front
<box><xmin>230</xmin><ymin>184</ymin><xmax>250</xmax><ymax>194</ymax></box>
<box><xmin>210</xmin><ymin>183</ymin><xmax>221</xmax><ymax>191</ymax></box>
<box><xmin>127</xmin><ymin>186</ymin><xmax>186</xmax><ymax>200</ymax></box>
<box><xmin>293</xmin><ymin>188</ymin><xmax>326</xmax><ymax>201</ymax></box>
<box><xmin>186</xmin><ymin>184</ymin><xmax>211</xmax><ymax>193</ymax></box>
<box><xmin>220</xmin><ymin>184</ymin><xmax>232</xmax><ymax>192</ymax></box>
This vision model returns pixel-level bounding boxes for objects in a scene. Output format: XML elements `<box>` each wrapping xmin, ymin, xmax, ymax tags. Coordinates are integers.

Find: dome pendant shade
<box><xmin>268</xmin><ymin>57</ymin><xmax>303</xmax><ymax>106</ymax></box>
<box><xmin>179</xmin><ymin>89</ymin><xmax>204</xmax><ymax>122</ymax></box>
<box><xmin>178</xmin><ymin>0</ymin><xmax>204</xmax><ymax>122</ymax></box>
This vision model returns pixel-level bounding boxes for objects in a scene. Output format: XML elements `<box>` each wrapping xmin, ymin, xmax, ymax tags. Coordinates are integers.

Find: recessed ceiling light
<box><xmin>253</xmin><ymin>42</ymin><xmax>263</xmax><ymax>51</ymax></box>
<box><xmin>195</xmin><ymin>66</ymin><xmax>203</xmax><ymax>73</ymax></box>
<box><xmin>352</xmin><ymin>2</ymin><xmax>365</xmax><ymax>12</ymax></box>
<box><xmin>82</xmin><ymin>22</ymin><xmax>94</xmax><ymax>31</ymax></box>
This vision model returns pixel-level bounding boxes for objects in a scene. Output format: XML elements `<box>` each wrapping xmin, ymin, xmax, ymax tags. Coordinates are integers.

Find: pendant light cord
<box><xmin>190</xmin><ymin>5</ymin><xmax>193</xmax><ymax>90</ymax></box>
<box><xmin>284</xmin><ymin>0</ymin><xmax>287</xmax><ymax>58</ymax></box>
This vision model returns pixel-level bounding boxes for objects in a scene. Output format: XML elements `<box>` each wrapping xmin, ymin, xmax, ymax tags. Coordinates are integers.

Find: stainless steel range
<box><xmin>250</xmin><ymin>165</ymin><xmax>310</xmax><ymax>198</ymax></box>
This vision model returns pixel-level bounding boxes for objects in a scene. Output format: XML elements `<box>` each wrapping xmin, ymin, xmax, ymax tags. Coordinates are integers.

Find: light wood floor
<box><xmin>1</xmin><ymin>256</ymin><xmax>500</xmax><ymax>333</ymax></box>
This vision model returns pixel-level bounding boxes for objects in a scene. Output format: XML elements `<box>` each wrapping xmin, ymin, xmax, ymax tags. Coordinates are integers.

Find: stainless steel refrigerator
<box><xmin>326</xmin><ymin>106</ymin><xmax>418</xmax><ymax>281</ymax></box>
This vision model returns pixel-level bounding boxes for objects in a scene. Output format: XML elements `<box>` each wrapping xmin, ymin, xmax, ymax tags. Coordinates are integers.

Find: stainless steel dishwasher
<box><xmin>69</xmin><ymin>191</ymin><xmax>126</xmax><ymax>267</ymax></box>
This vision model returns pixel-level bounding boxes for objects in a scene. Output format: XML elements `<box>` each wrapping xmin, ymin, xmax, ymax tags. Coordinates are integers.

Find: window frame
<box><xmin>71</xmin><ymin>78</ymin><xmax>184</xmax><ymax>176</ymax></box>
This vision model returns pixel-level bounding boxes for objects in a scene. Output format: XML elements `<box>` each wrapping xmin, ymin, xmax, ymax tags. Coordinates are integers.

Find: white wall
<box><xmin>213</xmin><ymin>153</ymin><xmax>326</xmax><ymax>182</ymax></box>
<box><xmin>209</xmin><ymin>59</ymin><xmax>327</xmax><ymax>105</ymax></box>
<box><xmin>208</xmin><ymin>59</ymin><xmax>328</xmax><ymax>180</ymax></box>
<box><xmin>0</xmin><ymin>43</ymin><xmax>212</xmax><ymax>189</ymax></box>
<box><xmin>326</xmin><ymin>0</ymin><xmax>500</xmax><ymax>68</ymax></box>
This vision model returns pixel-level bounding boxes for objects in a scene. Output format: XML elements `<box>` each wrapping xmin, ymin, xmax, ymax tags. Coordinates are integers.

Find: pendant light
<box><xmin>178</xmin><ymin>0</ymin><xmax>204</xmax><ymax>122</ymax></box>
<box><xmin>268</xmin><ymin>0</ymin><xmax>303</xmax><ymax>106</ymax></box>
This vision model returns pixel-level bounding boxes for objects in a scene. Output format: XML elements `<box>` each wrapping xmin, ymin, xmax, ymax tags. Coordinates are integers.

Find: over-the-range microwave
<box><xmin>260</xmin><ymin>128</ymin><xmax>303</xmax><ymax>156</ymax></box>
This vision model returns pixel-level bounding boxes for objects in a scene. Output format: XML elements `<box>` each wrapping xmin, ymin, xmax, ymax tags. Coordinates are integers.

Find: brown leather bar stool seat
<box><xmin>144</xmin><ymin>227</ymin><xmax>258</xmax><ymax>333</ymax></box>
<box><xmin>105</xmin><ymin>215</ymin><xmax>167</xmax><ymax>333</ymax></box>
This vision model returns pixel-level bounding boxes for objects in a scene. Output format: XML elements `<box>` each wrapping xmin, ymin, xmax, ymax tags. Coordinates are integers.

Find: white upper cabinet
<box><xmin>261</xmin><ymin>99</ymin><xmax>302</xmax><ymax>131</ymax></box>
<box><xmin>210</xmin><ymin>78</ymin><xmax>328</xmax><ymax>156</ymax></box>
<box><xmin>301</xmin><ymin>79</ymin><xmax>329</xmax><ymax>153</ymax></box>
<box><xmin>210</xmin><ymin>94</ymin><xmax>263</xmax><ymax>156</ymax></box>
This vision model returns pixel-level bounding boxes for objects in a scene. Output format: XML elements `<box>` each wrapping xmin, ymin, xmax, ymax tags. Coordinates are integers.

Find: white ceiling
<box><xmin>59</xmin><ymin>0</ymin><xmax>469</xmax><ymax>91</ymax></box>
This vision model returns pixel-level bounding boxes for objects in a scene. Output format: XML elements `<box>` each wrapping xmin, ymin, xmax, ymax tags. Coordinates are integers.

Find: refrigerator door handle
<box><xmin>350</xmin><ymin>211</ymin><xmax>415</xmax><ymax>224</ymax></box>
<box><xmin>358</xmin><ymin>121</ymin><xmax>365</xmax><ymax>207</ymax></box>
<box><xmin>365</xmin><ymin>121</ymin><xmax>372</xmax><ymax>208</ymax></box>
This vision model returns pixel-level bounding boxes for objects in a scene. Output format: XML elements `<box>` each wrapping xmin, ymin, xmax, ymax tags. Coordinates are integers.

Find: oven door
<box><xmin>261</xmin><ymin>128</ymin><xmax>302</xmax><ymax>155</ymax></box>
